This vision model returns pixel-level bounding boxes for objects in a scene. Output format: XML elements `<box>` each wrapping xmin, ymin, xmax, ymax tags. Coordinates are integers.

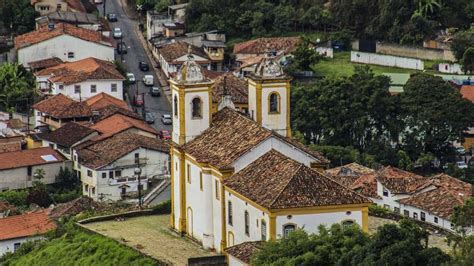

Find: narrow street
<box><xmin>99</xmin><ymin>0</ymin><xmax>171</xmax><ymax>131</ymax></box>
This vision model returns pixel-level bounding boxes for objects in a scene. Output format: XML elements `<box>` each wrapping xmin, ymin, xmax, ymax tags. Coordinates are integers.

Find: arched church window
<box><xmin>192</xmin><ymin>97</ymin><xmax>202</xmax><ymax>118</ymax></box>
<box><xmin>174</xmin><ymin>95</ymin><xmax>178</xmax><ymax>117</ymax></box>
<box><xmin>269</xmin><ymin>93</ymin><xmax>280</xmax><ymax>113</ymax></box>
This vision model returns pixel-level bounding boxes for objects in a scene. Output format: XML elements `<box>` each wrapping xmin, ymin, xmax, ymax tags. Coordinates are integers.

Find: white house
<box><xmin>14</xmin><ymin>23</ymin><xmax>114</xmax><ymax>66</ymax></box>
<box><xmin>153</xmin><ymin>42</ymin><xmax>211</xmax><ymax>78</ymax></box>
<box><xmin>0</xmin><ymin>147</ymin><xmax>70</xmax><ymax>191</ymax></box>
<box><xmin>168</xmin><ymin>52</ymin><xmax>371</xmax><ymax>257</ymax></box>
<box><xmin>74</xmin><ymin>132</ymin><xmax>170</xmax><ymax>201</ymax></box>
<box><xmin>34</xmin><ymin>57</ymin><xmax>124</xmax><ymax>100</ymax></box>
<box><xmin>0</xmin><ymin>210</ymin><xmax>56</xmax><ymax>256</ymax></box>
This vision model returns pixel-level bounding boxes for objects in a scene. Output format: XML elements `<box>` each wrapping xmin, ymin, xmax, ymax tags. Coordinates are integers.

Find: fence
<box><xmin>351</xmin><ymin>51</ymin><xmax>424</xmax><ymax>70</ymax></box>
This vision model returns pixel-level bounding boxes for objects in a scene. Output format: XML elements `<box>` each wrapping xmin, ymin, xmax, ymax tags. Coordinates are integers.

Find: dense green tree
<box><xmin>0</xmin><ymin>62</ymin><xmax>36</xmax><ymax>113</ymax></box>
<box><xmin>451</xmin><ymin>197</ymin><xmax>474</xmax><ymax>234</ymax></box>
<box><xmin>286</xmin><ymin>40</ymin><xmax>321</xmax><ymax>74</ymax></box>
<box><xmin>451</xmin><ymin>29</ymin><xmax>474</xmax><ymax>61</ymax></box>
<box><xmin>461</xmin><ymin>47</ymin><xmax>474</xmax><ymax>74</ymax></box>
<box><xmin>400</xmin><ymin>74</ymin><xmax>474</xmax><ymax>159</ymax></box>
<box><xmin>0</xmin><ymin>0</ymin><xmax>38</xmax><ymax>35</ymax></box>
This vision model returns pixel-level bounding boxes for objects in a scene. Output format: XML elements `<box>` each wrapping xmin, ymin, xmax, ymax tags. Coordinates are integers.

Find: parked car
<box><xmin>456</xmin><ymin>161</ymin><xmax>468</xmax><ymax>169</ymax></box>
<box><xmin>159</xmin><ymin>130</ymin><xmax>171</xmax><ymax>140</ymax></box>
<box><xmin>106</xmin><ymin>13</ymin><xmax>117</xmax><ymax>22</ymax></box>
<box><xmin>161</xmin><ymin>114</ymin><xmax>172</xmax><ymax>125</ymax></box>
<box><xmin>113</xmin><ymin>27</ymin><xmax>122</xmax><ymax>39</ymax></box>
<box><xmin>133</xmin><ymin>94</ymin><xmax>144</xmax><ymax>107</ymax></box>
<box><xmin>126</xmin><ymin>73</ymin><xmax>135</xmax><ymax>83</ymax></box>
<box><xmin>150</xmin><ymin>87</ymin><xmax>161</xmax><ymax>97</ymax></box>
<box><xmin>145</xmin><ymin>112</ymin><xmax>155</xmax><ymax>124</ymax></box>
<box><xmin>139</xmin><ymin>61</ymin><xmax>149</xmax><ymax>71</ymax></box>
<box><xmin>143</xmin><ymin>75</ymin><xmax>153</xmax><ymax>86</ymax></box>
<box><xmin>117</xmin><ymin>42</ymin><xmax>127</xmax><ymax>54</ymax></box>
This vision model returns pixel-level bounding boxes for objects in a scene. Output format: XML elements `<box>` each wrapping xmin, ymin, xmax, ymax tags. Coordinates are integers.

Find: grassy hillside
<box><xmin>1</xmin><ymin>229</ymin><xmax>158</xmax><ymax>266</ymax></box>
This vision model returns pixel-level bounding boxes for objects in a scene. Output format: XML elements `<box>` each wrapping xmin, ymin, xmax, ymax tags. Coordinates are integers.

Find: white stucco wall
<box><xmin>350</xmin><ymin>51</ymin><xmax>424</xmax><ymax>70</ymax></box>
<box><xmin>228</xmin><ymin>255</ymin><xmax>247</xmax><ymax>266</ymax></box>
<box><xmin>261</xmin><ymin>84</ymin><xmax>288</xmax><ymax>136</ymax></box>
<box><xmin>50</xmin><ymin>80</ymin><xmax>123</xmax><ymax>101</ymax></box>
<box><xmin>398</xmin><ymin>203</ymin><xmax>453</xmax><ymax>231</ymax></box>
<box><xmin>172</xmin><ymin>153</ymin><xmax>181</xmax><ymax>229</ymax></box>
<box><xmin>0</xmin><ymin>236</ymin><xmax>42</xmax><ymax>256</ymax></box>
<box><xmin>0</xmin><ymin>162</ymin><xmax>71</xmax><ymax>190</ymax></box>
<box><xmin>17</xmin><ymin>35</ymin><xmax>114</xmax><ymax>66</ymax></box>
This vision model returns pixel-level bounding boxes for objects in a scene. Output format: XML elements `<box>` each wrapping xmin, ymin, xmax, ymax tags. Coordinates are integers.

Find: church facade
<box><xmin>169</xmin><ymin>51</ymin><xmax>371</xmax><ymax>255</ymax></box>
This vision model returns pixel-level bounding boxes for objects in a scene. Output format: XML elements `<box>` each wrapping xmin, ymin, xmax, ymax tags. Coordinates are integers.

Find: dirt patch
<box><xmin>369</xmin><ymin>216</ymin><xmax>452</xmax><ymax>252</ymax></box>
<box><xmin>84</xmin><ymin>215</ymin><xmax>214</xmax><ymax>265</ymax></box>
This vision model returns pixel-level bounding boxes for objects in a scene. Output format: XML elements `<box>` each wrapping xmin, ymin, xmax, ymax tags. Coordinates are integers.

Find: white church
<box><xmin>169</xmin><ymin>51</ymin><xmax>372</xmax><ymax>265</ymax></box>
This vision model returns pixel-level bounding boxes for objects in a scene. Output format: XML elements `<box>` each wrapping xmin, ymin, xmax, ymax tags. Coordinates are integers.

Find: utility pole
<box><xmin>103</xmin><ymin>0</ymin><xmax>107</xmax><ymax>17</ymax></box>
<box><xmin>120</xmin><ymin>35</ymin><xmax>124</xmax><ymax>62</ymax></box>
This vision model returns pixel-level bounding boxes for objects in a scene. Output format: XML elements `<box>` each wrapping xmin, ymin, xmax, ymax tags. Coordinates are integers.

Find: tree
<box><xmin>461</xmin><ymin>47</ymin><xmax>474</xmax><ymax>74</ymax></box>
<box><xmin>55</xmin><ymin>167</ymin><xmax>79</xmax><ymax>190</ymax></box>
<box><xmin>400</xmin><ymin>74</ymin><xmax>474</xmax><ymax>159</ymax></box>
<box><xmin>154</xmin><ymin>0</ymin><xmax>172</xmax><ymax>12</ymax></box>
<box><xmin>0</xmin><ymin>0</ymin><xmax>38</xmax><ymax>35</ymax></box>
<box><xmin>451</xmin><ymin>29</ymin><xmax>474</xmax><ymax>61</ymax></box>
<box><xmin>451</xmin><ymin>197</ymin><xmax>474</xmax><ymax>234</ymax></box>
<box><xmin>26</xmin><ymin>182</ymin><xmax>52</xmax><ymax>207</ymax></box>
<box><xmin>285</xmin><ymin>40</ymin><xmax>321</xmax><ymax>74</ymax></box>
<box><xmin>33</xmin><ymin>168</ymin><xmax>45</xmax><ymax>180</ymax></box>
<box><xmin>0</xmin><ymin>63</ymin><xmax>36</xmax><ymax>113</ymax></box>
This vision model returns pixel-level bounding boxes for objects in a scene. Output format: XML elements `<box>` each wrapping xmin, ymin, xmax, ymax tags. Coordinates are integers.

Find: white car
<box><xmin>456</xmin><ymin>161</ymin><xmax>468</xmax><ymax>169</ymax></box>
<box><xmin>113</xmin><ymin>27</ymin><xmax>122</xmax><ymax>39</ymax></box>
<box><xmin>126</xmin><ymin>73</ymin><xmax>135</xmax><ymax>83</ymax></box>
<box><xmin>143</xmin><ymin>75</ymin><xmax>153</xmax><ymax>86</ymax></box>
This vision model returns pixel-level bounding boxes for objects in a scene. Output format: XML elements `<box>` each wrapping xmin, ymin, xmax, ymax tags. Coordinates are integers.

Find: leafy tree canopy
<box><xmin>0</xmin><ymin>62</ymin><xmax>36</xmax><ymax>113</ymax></box>
<box><xmin>0</xmin><ymin>0</ymin><xmax>38</xmax><ymax>35</ymax></box>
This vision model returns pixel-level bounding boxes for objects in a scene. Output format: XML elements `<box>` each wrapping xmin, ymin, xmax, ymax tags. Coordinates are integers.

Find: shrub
<box><xmin>0</xmin><ymin>189</ymin><xmax>28</xmax><ymax>207</ymax></box>
<box><xmin>369</xmin><ymin>204</ymin><xmax>390</xmax><ymax>216</ymax></box>
<box><xmin>151</xmin><ymin>200</ymin><xmax>171</xmax><ymax>214</ymax></box>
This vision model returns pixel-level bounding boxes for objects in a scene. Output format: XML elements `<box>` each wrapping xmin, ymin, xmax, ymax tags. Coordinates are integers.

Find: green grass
<box><xmin>311</xmin><ymin>52</ymin><xmax>440</xmax><ymax>78</ymax></box>
<box><xmin>1</xmin><ymin>229</ymin><xmax>158</xmax><ymax>266</ymax></box>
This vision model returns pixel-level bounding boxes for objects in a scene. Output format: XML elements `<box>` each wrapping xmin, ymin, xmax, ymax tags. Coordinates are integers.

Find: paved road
<box><xmin>99</xmin><ymin>0</ymin><xmax>171</xmax><ymax>131</ymax></box>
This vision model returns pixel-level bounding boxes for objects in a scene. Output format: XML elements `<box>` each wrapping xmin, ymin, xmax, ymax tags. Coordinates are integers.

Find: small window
<box><xmin>191</xmin><ymin>97</ymin><xmax>202</xmax><ymax>119</ymax></box>
<box><xmin>394</xmin><ymin>207</ymin><xmax>400</xmax><ymax>214</ymax></box>
<box><xmin>87</xmin><ymin>170</ymin><xmax>92</xmax><ymax>177</ymax></box>
<box><xmin>413</xmin><ymin>212</ymin><xmax>418</xmax><ymax>220</ymax></box>
<box><xmin>451</xmin><ymin>223</ymin><xmax>454</xmax><ymax>229</ymax></box>
<box><xmin>102</xmin><ymin>172</ymin><xmax>106</xmax><ymax>179</ymax></box>
<box><xmin>261</xmin><ymin>220</ymin><xmax>267</xmax><ymax>241</ymax></box>
<box><xmin>175</xmin><ymin>162</ymin><xmax>178</xmax><ymax>171</ymax></box>
<box><xmin>434</xmin><ymin>217</ymin><xmax>438</xmax><ymax>224</ymax></box>
<box><xmin>13</xmin><ymin>243</ymin><xmax>21</xmax><ymax>251</ymax></box>
<box><xmin>404</xmin><ymin>210</ymin><xmax>409</xmax><ymax>217</ymax></box>
<box><xmin>111</xmin><ymin>83</ymin><xmax>117</xmax><ymax>92</ymax></box>
<box><xmin>215</xmin><ymin>180</ymin><xmax>220</xmax><ymax>200</ymax></box>
<box><xmin>421</xmin><ymin>212</ymin><xmax>426</xmax><ymax>221</ymax></box>
<box><xmin>187</xmin><ymin>164</ymin><xmax>191</xmax><ymax>184</ymax></box>
<box><xmin>228</xmin><ymin>201</ymin><xmax>233</xmax><ymax>226</ymax></box>
<box><xmin>174</xmin><ymin>95</ymin><xmax>178</xmax><ymax>117</ymax></box>
<box><xmin>90</xmin><ymin>85</ymin><xmax>97</xmax><ymax>93</ymax></box>
<box><xmin>68</xmin><ymin>52</ymin><xmax>75</xmax><ymax>59</ymax></box>
<box><xmin>73</xmin><ymin>155</ymin><xmax>77</xmax><ymax>161</ymax></box>
<box><xmin>383</xmin><ymin>204</ymin><xmax>390</xmax><ymax>210</ymax></box>
<box><xmin>74</xmin><ymin>85</ymin><xmax>81</xmax><ymax>94</ymax></box>
<box><xmin>269</xmin><ymin>93</ymin><xmax>279</xmax><ymax>113</ymax></box>
<box><xmin>92</xmin><ymin>187</ymin><xmax>95</xmax><ymax>195</ymax></box>
<box><xmin>383</xmin><ymin>188</ymin><xmax>389</xmax><ymax>197</ymax></box>
<box><xmin>134</xmin><ymin>153</ymin><xmax>139</xmax><ymax>164</ymax></box>
<box><xmin>244</xmin><ymin>211</ymin><xmax>250</xmax><ymax>236</ymax></box>
<box><xmin>58</xmin><ymin>84</ymin><xmax>64</xmax><ymax>90</ymax></box>
<box><xmin>56</xmin><ymin>4</ymin><xmax>61</xmax><ymax>9</ymax></box>
<box><xmin>109</xmin><ymin>171</ymin><xmax>114</xmax><ymax>179</ymax></box>
<box><xmin>283</xmin><ymin>224</ymin><xmax>296</xmax><ymax>238</ymax></box>
<box><xmin>27</xmin><ymin>166</ymin><xmax>32</xmax><ymax>176</ymax></box>
<box><xmin>84</xmin><ymin>184</ymin><xmax>88</xmax><ymax>192</ymax></box>
<box><xmin>199</xmin><ymin>172</ymin><xmax>203</xmax><ymax>191</ymax></box>
<box><xmin>115</xmin><ymin>170</ymin><xmax>121</xmax><ymax>177</ymax></box>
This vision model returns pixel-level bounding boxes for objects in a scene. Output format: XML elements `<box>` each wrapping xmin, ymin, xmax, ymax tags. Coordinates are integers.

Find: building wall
<box><xmin>376</xmin><ymin>42</ymin><xmax>455</xmax><ymax>62</ymax></box>
<box><xmin>17</xmin><ymin>35</ymin><xmax>114</xmax><ymax>66</ymax></box>
<box><xmin>184</xmin><ymin>90</ymin><xmax>210</xmax><ymax>142</ymax></box>
<box><xmin>315</xmin><ymin>47</ymin><xmax>333</xmax><ymax>58</ymax></box>
<box><xmin>34</xmin><ymin>0</ymin><xmax>67</xmax><ymax>16</ymax></box>
<box><xmin>172</xmin><ymin>152</ymin><xmax>181</xmax><ymax>229</ymax></box>
<box><xmin>275</xmin><ymin>211</ymin><xmax>363</xmax><ymax>238</ymax></box>
<box><xmin>227</xmin><ymin>256</ymin><xmax>247</xmax><ymax>266</ymax></box>
<box><xmin>0</xmin><ymin>161</ymin><xmax>71</xmax><ymax>190</ymax></box>
<box><xmin>438</xmin><ymin>63</ymin><xmax>463</xmax><ymax>74</ymax></box>
<box><xmin>50</xmin><ymin>79</ymin><xmax>124</xmax><ymax>101</ymax></box>
<box><xmin>398</xmin><ymin>203</ymin><xmax>453</xmax><ymax>231</ymax></box>
<box><xmin>351</xmin><ymin>51</ymin><xmax>424</xmax><ymax>70</ymax></box>
<box><xmin>0</xmin><ymin>236</ymin><xmax>42</xmax><ymax>256</ymax></box>
<box><xmin>261</xmin><ymin>84</ymin><xmax>288</xmax><ymax>137</ymax></box>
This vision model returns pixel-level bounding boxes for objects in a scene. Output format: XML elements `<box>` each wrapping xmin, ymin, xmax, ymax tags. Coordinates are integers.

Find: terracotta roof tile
<box><xmin>28</xmin><ymin>57</ymin><xmax>64</xmax><ymax>70</ymax></box>
<box><xmin>0</xmin><ymin>147</ymin><xmax>65</xmax><ymax>170</ymax></box>
<box><xmin>233</xmin><ymin>37</ymin><xmax>301</xmax><ymax>55</ymax></box>
<box><xmin>0</xmin><ymin>210</ymin><xmax>56</xmax><ymax>241</ymax></box>
<box><xmin>181</xmin><ymin>108</ymin><xmax>328</xmax><ymax>169</ymax></box>
<box><xmin>15</xmin><ymin>23</ymin><xmax>112</xmax><ymax>49</ymax></box>
<box><xmin>85</xmin><ymin>92</ymin><xmax>129</xmax><ymax>111</ymax></box>
<box><xmin>0</xmin><ymin>200</ymin><xmax>15</xmax><ymax>212</ymax></box>
<box><xmin>36</xmin><ymin>58</ymin><xmax>124</xmax><ymax>85</ymax></box>
<box><xmin>157</xmin><ymin>42</ymin><xmax>209</xmax><ymax>63</ymax></box>
<box><xmin>325</xmin><ymin>163</ymin><xmax>375</xmax><ymax>187</ymax></box>
<box><xmin>398</xmin><ymin>174</ymin><xmax>473</xmax><ymax>219</ymax></box>
<box><xmin>0</xmin><ymin>142</ymin><xmax>22</xmax><ymax>153</ymax></box>
<box><xmin>49</xmin><ymin>197</ymin><xmax>103</xmax><ymax>219</ymax></box>
<box><xmin>225</xmin><ymin>241</ymin><xmax>264</xmax><ymax>264</ymax></box>
<box><xmin>90</xmin><ymin>113</ymin><xmax>158</xmax><ymax>139</ymax></box>
<box><xmin>76</xmin><ymin>132</ymin><xmax>169</xmax><ymax>169</ymax></box>
<box><xmin>377</xmin><ymin>166</ymin><xmax>433</xmax><ymax>194</ymax></box>
<box><xmin>93</xmin><ymin>105</ymin><xmax>140</xmax><ymax>121</ymax></box>
<box><xmin>37</xmin><ymin>122</ymin><xmax>97</xmax><ymax>148</ymax></box>
<box><xmin>460</xmin><ymin>85</ymin><xmax>474</xmax><ymax>103</ymax></box>
<box><xmin>225</xmin><ymin>150</ymin><xmax>370</xmax><ymax>209</ymax></box>
<box><xmin>211</xmin><ymin>73</ymin><xmax>248</xmax><ymax>104</ymax></box>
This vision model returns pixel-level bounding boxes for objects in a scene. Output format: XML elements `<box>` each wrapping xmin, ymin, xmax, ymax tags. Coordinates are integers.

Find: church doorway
<box><xmin>187</xmin><ymin>207</ymin><xmax>193</xmax><ymax>237</ymax></box>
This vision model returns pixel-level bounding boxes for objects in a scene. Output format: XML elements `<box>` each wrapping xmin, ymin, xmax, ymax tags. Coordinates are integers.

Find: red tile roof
<box><xmin>233</xmin><ymin>37</ymin><xmax>301</xmax><ymax>55</ymax></box>
<box><xmin>37</xmin><ymin>122</ymin><xmax>97</xmax><ymax>148</ymax></box>
<box><xmin>0</xmin><ymin>147</ymin><xmax>65</xmax><ymax>171</ymax></box>
<box><xmin>460</xmin><ymin>85</ymin><xmax>474</xmax><ymax>103</ymax></box>
<box><xmin>157</xmin><ymin>42</ymin><xmax>209</xmax><ymax>63</ymax></box>
<box><xmin>225</xmin><ymin>241</ymin><xmax>264</xmax><ymax>264</ymax></box>
<box><xmin>0</xmin><ymin>210</ymin><xmax>56</xmax><ymax>241</ymax></box>
<box><xmin>85</xmin><ymin>92</ymin><xmax>129</xmax><ymax>110</ymax></box>
<box><xmin>325</xmin><ymin>163</ymin><xmax>380</xmax><ymax>199</ymax></box>
<box><xmin>376</xmin><ymin>166</ymin><xmax>433</xmax><ymax>194</ymax></box>
<box><xmin>398</xmin><ymin>174</ymin><xmax>473</xmax><ymax>219</ymax></box>
<box><xmin>224</xmin><ymin>150</ymin><xmax>370</xmax><ymax>210</ymax></box>
<box><xmin>90</xmin><ymin>113</ymin><xmax>158</xmax><ymax>140</ymax></box>
<box><xmin>35</xmin><ymin>58</ymin><xmax>124</xmax><ymax>85</ymax></box>
<box><xmin>28</xmin><ymin>57</ymin><xmax>64</xmax><ymax>70</ymax></box>
<box><xmin>211</xmin><ymin>73</ymin><xmax>248</xmax><ymax>104</ymax></box>
<box><xmin>15</xmin><ymin>23</ymin><xmax>113</xmax><ymax>49</ymax></box>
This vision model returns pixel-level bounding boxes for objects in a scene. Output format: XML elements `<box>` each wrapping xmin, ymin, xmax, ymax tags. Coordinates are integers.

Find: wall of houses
<box><xmin>438</xmin><ymin>63</ymin><xmax>463</xmax><ymax>74</ymax></box>
<box><xmin>34</xmin><ymin>0</ymin><xmax>67</xmax><ymax>16</ymax></box>
<box><xmin>0</xmin><ymin>161</ymin><xmax>71</xmax><ymax>190</ymax></box>
<box><xmin>50</xmin><ymin>80</ymin><xmax>123</xmax><ymax>101</ymax></box>
<box><xmin>316</xmin><ymin>47</ymin><xmax>334</xmax><ymax>58</ymax></box>
<box><xmin>17</xmin><ymin>35</ymin><xmax>114</xmax><ymax>66</ymax></box>
<box><xmin>376</xmin><ymin>42</ymin><xmax>455</xmax><ymax>62</ymax></box>
<box><xmin>350</xmin><ymin>51</ymin><xmax>424</xmax><ymax>70</ymax></box>
<box><xmin>398</xmin><ymin>203</ymin><xmax>453</xmax><ymax>231</ymax></box>
<box><xmin>0</xmin><ymin>236</ymin><xmax>42</xmax><ymax>256</ymax></box>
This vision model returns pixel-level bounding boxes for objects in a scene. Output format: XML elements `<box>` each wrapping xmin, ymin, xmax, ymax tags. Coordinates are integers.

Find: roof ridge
<box><xmin>268</xmin><ymin>155</ymin><xmax>304</xmax><ymax>208</ymax></box>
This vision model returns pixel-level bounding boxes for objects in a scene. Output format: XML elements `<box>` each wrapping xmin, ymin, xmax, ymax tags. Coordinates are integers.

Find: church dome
<box><xmin>253</xmin><ymin>51</ymin><xmax>286</xmax><ymax>79</ymax></box>
<box><xmin>174</xmin><ymin>46</ymin><xmax>207</xmax><ymax>83</ymax></box>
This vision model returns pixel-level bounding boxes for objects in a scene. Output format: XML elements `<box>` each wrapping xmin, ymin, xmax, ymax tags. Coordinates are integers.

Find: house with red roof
<box><xmin>15</xmin><ymin>23</ymin><xmax>114</xmax><ymax>66</ymax></box>
<box><xmin>0</xmin><ymin>210</ymin><xmax>56</xmax><ymax>256</ymax></box>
